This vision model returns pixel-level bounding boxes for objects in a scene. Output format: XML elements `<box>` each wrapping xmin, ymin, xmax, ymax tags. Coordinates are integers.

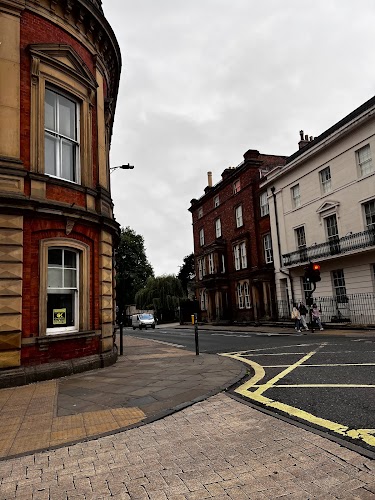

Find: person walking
<box><xmin>312</xmin><ymin>303</ymin><xmax>324</xmax><ymax>330</ymax></box>
<box><xmin>291</xmin><ymin>304</ymin><xmax>302</xmax><ymax>332</ymax></box>
<box><xmin>298</xmin><ymin>301</ymin><xmax>309</xmax><ymax>331</ymax></box>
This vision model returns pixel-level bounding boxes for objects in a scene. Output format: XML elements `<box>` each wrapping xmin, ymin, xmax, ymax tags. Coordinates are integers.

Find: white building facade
<box><xmin>261</xmin><ymin>97</ymin><xmax>375</xmax><ymax>325</ymax></box>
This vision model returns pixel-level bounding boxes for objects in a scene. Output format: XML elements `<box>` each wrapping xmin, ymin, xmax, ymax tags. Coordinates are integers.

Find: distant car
<box><xmin>131</xmin><ymin>313</ymin><xmax>156</xmax><ymax>330</ymax></box>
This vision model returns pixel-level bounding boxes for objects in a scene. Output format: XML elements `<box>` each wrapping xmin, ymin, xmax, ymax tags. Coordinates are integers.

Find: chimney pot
<box><xmin>207</xmin><ymin>171</ymin><xmax>212</xmax><ymax>187</ymax></box>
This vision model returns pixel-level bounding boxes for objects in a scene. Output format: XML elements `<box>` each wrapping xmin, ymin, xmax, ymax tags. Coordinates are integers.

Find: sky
<box><xmin>102</xmin><ymin>0</ymin><xmax>375</xmax><ymax>276</ymax></box>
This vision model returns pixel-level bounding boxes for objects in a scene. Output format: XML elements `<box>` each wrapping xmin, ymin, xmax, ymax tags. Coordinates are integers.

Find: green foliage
<box><xmin>177</xmin><ymin>253</ymin><xmax>195</xmax><ymax>295</ymax></box>
<box><xmin>115</xmin><ymin>227</ymin><xmax>154</xmax><ymax>315</ymax></box>
<box><xmin>135</xmin><ymin>275</ymin><xmax>185</xmax><ymax>320</ymax></box>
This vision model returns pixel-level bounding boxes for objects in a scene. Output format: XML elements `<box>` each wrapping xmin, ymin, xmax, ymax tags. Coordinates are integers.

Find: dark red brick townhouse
<box><xmin>189</xmin><ymin>149</ymin><xmax>287</xmax><ymax>324</ymax></box>
<box><xmin>0</xmin><ymin>0</ymin><xmax>121</xmax><ymax>385</ymax></box>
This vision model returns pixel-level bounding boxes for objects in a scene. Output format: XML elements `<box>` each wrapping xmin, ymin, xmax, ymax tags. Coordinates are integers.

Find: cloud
<box><xmin>104</xmin><ymin>0</ymin><xmax>375</xmax><ymax>275</ymax></box>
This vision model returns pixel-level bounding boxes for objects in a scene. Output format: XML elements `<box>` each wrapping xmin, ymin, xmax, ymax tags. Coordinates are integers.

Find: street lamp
<box><xmin>110</xmin><ymin>163</ymin><xmax>134</xmax><ymax>173</ymax></box>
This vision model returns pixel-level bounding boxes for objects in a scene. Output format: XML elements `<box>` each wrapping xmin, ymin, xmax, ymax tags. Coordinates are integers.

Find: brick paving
<box><xmin>0</xmin><ymin>394</ymin><xmax>374</xmax><ymax>499</ymax></box>
<box><xmin>0</xmin><ymin>329</ymin><xmax>374</xmax><ymax>498</ymax></box>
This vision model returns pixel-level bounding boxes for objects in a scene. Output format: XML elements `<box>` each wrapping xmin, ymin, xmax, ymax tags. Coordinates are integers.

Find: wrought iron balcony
<box><xmin>282</xmin><ymin>228</ymin><xmax>375</xmax><ymax>266</ymax></box>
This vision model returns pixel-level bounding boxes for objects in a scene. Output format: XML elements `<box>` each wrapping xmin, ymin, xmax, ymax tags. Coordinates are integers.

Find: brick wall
<box><xmin>20</xmin><ymin>10</ymin><xmax>98</xmax><ymax>171</ymax></box>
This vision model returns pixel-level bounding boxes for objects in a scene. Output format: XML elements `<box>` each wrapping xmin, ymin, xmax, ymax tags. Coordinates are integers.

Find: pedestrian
<box><xmin>298</xmin><ymin>301</ymin><xmax>309</xmax><ymax>331</ymax></box>
<box><xmin>291</xmin><ymin>304</ymin><xmax>302</xmax><ymax>332</ymax></box>
<box><xmin>312</xmin><ymin>303</ymin><xmax>324</xmax><ymax>330</ymax></box>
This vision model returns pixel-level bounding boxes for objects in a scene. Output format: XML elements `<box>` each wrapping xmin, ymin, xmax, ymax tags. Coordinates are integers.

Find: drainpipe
<box><xmin>271</xmin><ymin>186</ymin><xmax>295</xmax><ymax>304</ymax></box>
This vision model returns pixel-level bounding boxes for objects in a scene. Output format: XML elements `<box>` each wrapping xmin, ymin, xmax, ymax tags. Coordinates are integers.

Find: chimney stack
<box><xmin>298</xmin><ymin>130</ymin><xmax>313</xmax><ymax>150</ymax></box>
<box><xmin>207</xmin><ymin>171</ymin><xmax>212</xmax><ymax>187</ymax></box>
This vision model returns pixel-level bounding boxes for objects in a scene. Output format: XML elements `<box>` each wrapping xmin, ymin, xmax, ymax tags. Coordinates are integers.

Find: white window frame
<box><xmin>244</xmin><ymin>281</ymin><xmax>251</xmax><ymax>309</ymax></box>
<box><xmin>363</xmin><ymin>199</ymin><xmax>375</xmax><ymax>230</ymax></box>
<box><xmin>44</xmin><ymin>87</ymin><xmax>80</xmax><ymax>184</ymax></box>
<box><xmin>199</xmin><ymin>228</ymin><xmax>205</xmax><ymax>246</ymax></box>
<box><xmin>214</xmin><ymin>195</ymin><xmax>220</xmax><ymax>208</ymax></box>
<box><xmin>332</xmin><ymin>269</ymin><xmax>347</xmax><ymax>303</ymax></box>
<box><xmin>202</xmin><ymin>257</ymin><xmax>206</xmax><ymax>276</ymax></box>
<box><xmin>260</xmin><ymin>192</ymin><xmax>269</xmax><ymax>216</ymax></box>
<box><xmin>237</xmin><ymin>283</ymin><xmax>244</xmax><ymax>309</ymax></box>
<box><xmin>39</xmin><ymin>238</ymin><xmax>90</xmax><ymax>336</ymax></box>
<box><xmin>47</xmin><ymin>247</ymin><xmax>79</xmax><ymax>334</ymax></box>
<box><xmin>200</xmin><ymin>289</ymin><xmax>207</xmax><ymax>311</ymax></box>
<box><xmin>357</xmin><ymin>144</ymin><xmax>374</xmax><ymax>177</ymax></box>
<box><xmin>319</xmin><ymin>166</ymin><xmax>332</xmax><ymax>194</ymax></box>
<box><xmin>234</xmin><ymin>245</ymin><xmax>241</xmax><ymax>270</ymax></box>
<box><xmin>291</xmin><ymin>184</ymin><xmax>301</xmax><ymax>208</ymax></box>
<box><xmin>233</xmin><ymin>179</ymin><xmax>241</xmax><ymax>194</ymax></box>
<box><xmin>263</xmin><ymin>234</ymin><xmax>273</xmax><ymax>264</ymax></box>
<box><xmin>215</xmin><ymin>218</ymin><xmax>222</xmax><ymax>238</ymax></box>
<box><xmin>295</xmin><ymin>226</ymin><xmax>306</xmax><ymax>248</ymax></box>
<box><xmin>235</xmin><ymin>205</ymin><xmax>243</xmax><ymax>228</ymax></box>
<box><xmin>208</xmin><ymin>253</ymin><xmax>214</xmax><ymax>274</ymax></box>
<box><xmin>240</xmin><ymin>242</ymin><xmax>247</xmax><ymax>268</ymax></box>
<box><xmin>198</xmin><ymin>259</ymin><xmax>203</xmax><ymax>280</ymax></box>
<box><xmin>234</xmin><ymin>242</ymin><xmax>247</xmax><ymax>270</ymax></box>
<box><xmin>221</xmin><ymin>254</ymin><xmax>226</xmax><ymax>274</ymax></box>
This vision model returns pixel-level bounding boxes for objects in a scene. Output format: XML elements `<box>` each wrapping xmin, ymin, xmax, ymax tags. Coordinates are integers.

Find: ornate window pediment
<box><xmin>316</xmin><ymin>200</ymin><xmax>340</xmax><ymax>220</ymax></box>
<box><xmin>29</xmin><ymin>44</ymin><xmax>97</xmax><ymax>92</ymax></box>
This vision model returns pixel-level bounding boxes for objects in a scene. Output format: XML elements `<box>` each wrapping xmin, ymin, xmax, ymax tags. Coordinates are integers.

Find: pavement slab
<box><xmin>0</xmin><ymin>337</ymin><xmax>245</xmax><ymax>460</ymax></box>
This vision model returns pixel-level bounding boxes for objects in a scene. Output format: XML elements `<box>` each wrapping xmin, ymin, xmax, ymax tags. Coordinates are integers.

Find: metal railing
<box><xmin>275</xmin><ymin>292</ymin><xmax>375</xmax><ymax>325</ymax></box>
<box><xmin>282</xmin><ymin>228</ymin><xmax>375</xmax><ymax>266</ymax></box>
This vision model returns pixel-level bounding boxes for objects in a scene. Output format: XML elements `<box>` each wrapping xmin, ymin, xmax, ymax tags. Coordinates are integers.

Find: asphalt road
<box><xmin>124</xmin><ymin>326</ymin><xmax>375</xmax><ymax>454</ymax></box>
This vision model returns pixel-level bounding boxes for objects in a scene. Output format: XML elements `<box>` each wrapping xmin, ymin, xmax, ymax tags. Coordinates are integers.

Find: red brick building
<box><xmin>189</xmin><ymin>149</ymin><xmax>286</xmax><ymax>324</ymax></box>
<box><xmin>0</xmin><ymin>0</ymin><xmax>121</xmax><ymax>384</ymax></box>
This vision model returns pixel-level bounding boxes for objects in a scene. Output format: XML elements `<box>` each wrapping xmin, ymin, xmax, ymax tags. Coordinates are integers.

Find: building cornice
<box><xmin>262</xmin><ymin>96</ymin><xmax>375</xmax><ymax>187</ymax></box>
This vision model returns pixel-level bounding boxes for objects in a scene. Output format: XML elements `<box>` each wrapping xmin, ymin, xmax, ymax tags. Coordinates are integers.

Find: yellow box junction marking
<box><xmin>221</xmin><ymin>346</ymin><xmax>375</xmax><ymax>448</ymax></box>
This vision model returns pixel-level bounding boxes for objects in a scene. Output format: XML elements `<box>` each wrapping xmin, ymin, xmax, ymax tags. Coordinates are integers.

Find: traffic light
<box><xmin>304</xmin><ymin>262</ymin><xmax>321</xmax><ymax>283</ymax></box>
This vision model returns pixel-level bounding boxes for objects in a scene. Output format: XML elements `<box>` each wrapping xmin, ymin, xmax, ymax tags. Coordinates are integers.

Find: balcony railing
<box><xmin>282</xmin><ymin>228</ymin><xmax>375</xmax><ymax>266</ymax></box>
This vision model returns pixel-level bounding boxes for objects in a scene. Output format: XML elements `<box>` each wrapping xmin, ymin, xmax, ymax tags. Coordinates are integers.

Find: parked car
<box><xmin>131</xmin><ymin>313</ymin><xmax>156</xmax><ymax>330</ymax></box>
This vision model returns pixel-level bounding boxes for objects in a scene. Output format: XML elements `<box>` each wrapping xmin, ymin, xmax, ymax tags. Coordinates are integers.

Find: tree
<box><xmin>135</xmin><ymin>275</ymin><xmax>184</xmax><ymax>323</ymax></box>
<box><xmin>115</xmin><ymin>227</ymin><xmax>154</xmax><ymax>320</ymax></box>
<box><xmin>177</xmin><ymin>253</ymin><xmax>195</xmax><ymax>296</ymax></box>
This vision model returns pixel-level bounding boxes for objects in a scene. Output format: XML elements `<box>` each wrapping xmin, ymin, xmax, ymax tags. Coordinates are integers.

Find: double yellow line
<box><xmin>221</xmin><ymin>347</ymin><xmax>375</xmax><ymax>448</ymax></box>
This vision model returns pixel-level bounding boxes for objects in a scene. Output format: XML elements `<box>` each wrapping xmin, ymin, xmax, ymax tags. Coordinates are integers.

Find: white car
<box><xmin>131</xmin><ymin>313</ymin><xmax>156</xmax><ymax>330</ymax></box>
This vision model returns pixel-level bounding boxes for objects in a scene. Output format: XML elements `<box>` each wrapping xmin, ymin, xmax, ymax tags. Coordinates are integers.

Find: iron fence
<box><xmin>274</xmin><ymin>292</ymin><xmax>375</xmax><ymax>326</ymax></box>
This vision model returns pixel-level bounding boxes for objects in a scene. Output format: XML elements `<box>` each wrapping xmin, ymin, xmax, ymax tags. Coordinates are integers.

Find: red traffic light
<box><xmin>312</xmin><ymin>263</ymin><xmax>321</xmax><ymax>271</ymax></box>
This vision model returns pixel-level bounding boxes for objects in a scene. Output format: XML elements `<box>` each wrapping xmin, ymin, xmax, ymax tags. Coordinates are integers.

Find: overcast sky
<box><xmin>103</xmin><ymin>0</ymin><xmax>375</xmax><ymax>276</ymax></box>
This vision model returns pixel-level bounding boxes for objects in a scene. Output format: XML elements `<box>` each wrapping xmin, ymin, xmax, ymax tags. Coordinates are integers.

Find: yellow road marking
<box><xmin>253</xmin><ymin>347</ymin><xmax>324</xmax><ymax>396</ymax></box>
<box><xmin>221</xmin><ymin>348</ymin><xmax>375</xmax><ymax>449</ymax></box>
<box><xmin>262</xmin><ymin>363</ymin><xmax>375</xmax><ymax>368</ymax></box>
<box><xmin>251</xmin><ymin>384</ymin><xmax>375</xmax><ymax>388</ymax></box>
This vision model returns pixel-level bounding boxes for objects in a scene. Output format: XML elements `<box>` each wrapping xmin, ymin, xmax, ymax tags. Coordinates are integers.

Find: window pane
<box><xmin>64</xmin><ymin>250</ymin><xmax>76</xmax><ymax>268</ymax></box>
<box><xmin>45</xmin><ymin>134</ymin><xmax>57</xmax><ymax>176</ymax></box>
<box><xmin>61</xmin><ymin>140</ymin><xmax>76</xmax><ymax>182</ymax></box>
<box><xmin>48</xmin><ymin>248</ymin><xmax>62</xmax><ymax>266</ymax></box>
<box><xmin>59</xmin><ymin>94</ymin><xmax>76</xmax><ymax>139</ymax></box>
<box><xmin>47</xmin><ymin>292</ymin><xmax>75</xmax><ymax>328</ymax></box>
<box><xmin>64</xmin><ymin>269</ymin><xmax>77</xmax><ymax>288</ymax></box>
<box><xmin>45</xmin><ymin>89</ymin><xmax>56</xmax><ymax>131</ymax></box>
<box><xmin>48</xmin><ymin>268</ymin><xmax>63</xmax><ymax>288</ymax></box>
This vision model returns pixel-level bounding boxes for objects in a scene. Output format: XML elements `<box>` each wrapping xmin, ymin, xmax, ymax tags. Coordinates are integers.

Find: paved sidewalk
<box><xmin>0</xmin><ymin>394</ymin><xmax>374</xmax><ymax>499</ymax></box>
<box><xmin>0</xmin><ymin>337</ymin><xmax>245</xmax><ymax>460</ymax></box>
<box><xmin>0</xmin><ymin>331</ymin><xmax>374</xmax><ymax>498</ymax></box>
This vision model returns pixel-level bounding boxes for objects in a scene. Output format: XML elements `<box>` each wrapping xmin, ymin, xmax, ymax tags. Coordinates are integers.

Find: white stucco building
<box><xmin>261</xmin><ymin>96</ymin><xmax>375</xmax><ymax>325</ymax></box>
